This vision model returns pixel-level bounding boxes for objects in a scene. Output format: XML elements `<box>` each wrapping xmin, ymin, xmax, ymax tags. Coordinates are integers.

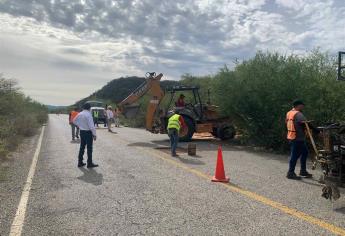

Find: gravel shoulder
<box><xmin>0</xmin><ymin>128</ymin><xmax>41</xmax><ymax>236</ymax></box>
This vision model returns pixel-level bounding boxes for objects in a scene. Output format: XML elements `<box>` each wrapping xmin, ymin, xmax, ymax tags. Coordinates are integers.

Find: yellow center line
<box><xmin>113</xmin><ymin>134</ymin><xmax>345</xmax><ymax>236</ymax></box>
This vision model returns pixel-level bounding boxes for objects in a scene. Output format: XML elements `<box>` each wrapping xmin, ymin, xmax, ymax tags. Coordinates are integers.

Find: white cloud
<box><xmin>0</xmin><ymin>0</ymin><xmax>344</xmax><ymax>105</ymax></box>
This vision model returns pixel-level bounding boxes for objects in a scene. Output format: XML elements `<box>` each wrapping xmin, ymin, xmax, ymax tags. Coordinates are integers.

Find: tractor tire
<box><xmin>212</xmin><ymin>127</ymin><xmax>218</xmax><ymax>138</ymax></box>
<box><xmin>179</xmin><ymin>116</ymin><xmax>195</xmax><ymax>142</ymax></box>
<box><xmin>218</xmin><ymin>125</ymin><xmax>236</xmax><ymax>140</ymax></box>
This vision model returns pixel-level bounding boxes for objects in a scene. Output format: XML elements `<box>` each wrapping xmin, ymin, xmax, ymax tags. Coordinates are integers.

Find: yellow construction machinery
<box><xmin>118</xmin><ymin>72</ymin><xmax>235</xmax><ymax>141</ymax></box>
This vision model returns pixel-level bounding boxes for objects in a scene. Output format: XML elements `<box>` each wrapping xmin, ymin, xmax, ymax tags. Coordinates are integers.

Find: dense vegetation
<box><xmin>204</xmin><ymin>51</ymin><xmax>343</xmax><ymax>151</ymax></box>
<box><xmin>0</xmin><ymin>75</ymin><xmax>48</xmax><ymax>157</ymax></box>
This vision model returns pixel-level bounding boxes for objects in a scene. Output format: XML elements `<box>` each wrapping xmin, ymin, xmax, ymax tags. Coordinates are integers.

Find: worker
<box><xmin>106</xmin><ymin>105</ymin><xmax>114</xmax><ymax>132</ymax></box>
<box><xmin>167</xmin><ymin>110</ymin><xmax>186</xmax><ymax>157</ymax></box>
<box><xmin>113</xmin><ymin>108</ymin><xmax>120</xmax><ymax>127</ymax></box>
<box><xmin>103</xmin><ymin>104</ymin><xmax>108</xmax><ymax>127</ymax></box>
<box><xmin>286</xmin><ymin>100</ymin><xmax>313</xmax><ymax>179</ymax></box>
<box><xmin>69</xmin><ymin>107</ymin><xmax>80</xmax><ymax>141</ymax></box>
<box><xmin>176</xmin><ymin>94</ymin><xmax>186</xmax><ymax>107</ymax></box>
<box><xmin>93</xmin><ymin>109</ymin><xmax>99</xmax><ymax>127</ymax></box>
<box><xmin>73</xmin><ymin>103</ymin><xmax>98</xmax><ymax>168</ymax></box>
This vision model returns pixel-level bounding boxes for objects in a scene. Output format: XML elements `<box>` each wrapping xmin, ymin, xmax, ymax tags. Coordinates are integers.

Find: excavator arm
<box><xmin>118</xmin><ymin>72</ymin><xmax>164</xmax><ymax>132</ymax></box>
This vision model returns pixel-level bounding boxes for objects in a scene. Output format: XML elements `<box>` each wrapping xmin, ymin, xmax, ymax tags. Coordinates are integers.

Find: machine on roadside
<box><xmin>117</xmin><ymin>72</ymin><xmax>235</xmax><ymax>141</ymax></box>
<box><xmin>308</xmin><ymin>52</ymin><xmax>345</xmax><ymax>200</ymax></box>
<box><xmin>308</xmin><ymin>123</ymin><xmax>345</xmax><ymax>201</ymax></box>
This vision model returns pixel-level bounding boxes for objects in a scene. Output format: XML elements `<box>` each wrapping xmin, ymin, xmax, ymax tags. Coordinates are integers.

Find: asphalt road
<box><xmin>2</xmin><ymin>114</ymin><xmax>345</xmax><ymax>235</ymax></box>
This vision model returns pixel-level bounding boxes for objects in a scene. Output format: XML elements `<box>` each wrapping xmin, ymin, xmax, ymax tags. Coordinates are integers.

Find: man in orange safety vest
<box><xmin>286</xmin><ymin>100</ymin><xmax>313</xmax><ymax>180</ymax></box>
<box><xmin>69</xmin><ymin>107</ymin><xmax>80</xmax><ymax>141</ymax></box>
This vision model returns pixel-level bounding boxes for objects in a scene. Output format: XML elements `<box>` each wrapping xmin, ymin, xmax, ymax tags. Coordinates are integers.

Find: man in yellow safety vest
<box><xmin>167</xmin><ymin>111</ymin><xmax>186</xmax><ymax>157</ymax></box>
<box><xmin>93</xmin><ymin>110</ymin><xmax>99</xmax><ymax>127</ymax></box>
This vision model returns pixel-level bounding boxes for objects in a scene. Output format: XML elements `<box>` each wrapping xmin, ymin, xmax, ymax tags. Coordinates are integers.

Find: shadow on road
<box><xmin>127</xmin><ymin>141</ymin><xmax>205</xmax><ymax>165</ymax></box>
<box><xmin>70</xmin><ymin>140</ymin><xmax>80</xmax><ymax>144</ymax></box>
<box><xmin>77</xmin><ymin>168</ymin><xmax>103</xmax><ymax>186</ymax></box>
<box><xmin>300</xmin><ymin>178</ymin><xmax>324</xmax><ymax>188</ymax></box>
<box><xmin>176</xmin><ymin>156</ymin><xmax>205</xmax><ymax>165</ymax></box>
<box><xmin>334</xmin><ymin>206</ymin><xmax>345</xmax><ymax>214</ymax></box>
<box><xmin>127</xmin><ymin>142</ymin><xmax>158</xmax><ymax>148</ymax></box>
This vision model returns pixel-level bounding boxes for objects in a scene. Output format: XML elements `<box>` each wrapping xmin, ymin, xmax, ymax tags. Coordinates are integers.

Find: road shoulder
<box><xmin>0</xmin><ymin>127</ymin><xmax>42</xmax><ymax>236</ymax></box>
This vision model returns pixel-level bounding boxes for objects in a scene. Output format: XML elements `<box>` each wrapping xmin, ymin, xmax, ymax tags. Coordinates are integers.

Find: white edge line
<box><xmin>9</xmin><ymin>126</ymin><xmax>45</xmax><ymax>236</ymax></box>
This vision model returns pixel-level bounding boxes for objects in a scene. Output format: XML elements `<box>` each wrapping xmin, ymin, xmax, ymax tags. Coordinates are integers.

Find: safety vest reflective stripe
<box><xmin>286</xmin><ymin>109</ymin><xmax>299</xmax><ymax>140</ymax></box>
<box><xmin>167</xmin><ymin>114</ymin><xmax>181</xmax><ymax>131</ymax></box>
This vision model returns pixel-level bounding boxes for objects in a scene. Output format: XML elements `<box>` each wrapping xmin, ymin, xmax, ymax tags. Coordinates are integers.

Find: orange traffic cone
<box><xmin>212</xmin><ymin>145</ymin><xmax>229</xmax><ymax>183</ymax></box>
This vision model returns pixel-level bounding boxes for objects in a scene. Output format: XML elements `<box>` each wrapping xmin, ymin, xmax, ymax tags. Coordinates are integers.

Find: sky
<box><xmin>0</xmin><ymin>0</ymin><xmax>344</xmax><ymax>105</ymax></box>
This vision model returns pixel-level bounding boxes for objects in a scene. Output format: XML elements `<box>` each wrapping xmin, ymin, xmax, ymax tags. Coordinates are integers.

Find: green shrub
<box><xmin>213</xmin><ymin>51</ymin><xmax>344</xmax><ymax>151</ymax></box>
<box><xmin>0</xmin><ymin>75</ymin><xmax>48</xmax><ymax>158</ymax></box>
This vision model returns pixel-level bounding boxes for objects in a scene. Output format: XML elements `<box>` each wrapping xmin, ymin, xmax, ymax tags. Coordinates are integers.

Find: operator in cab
<box><xmin>286</xmin><ymin>100</ymin><xmax>314</xmax><ymax>180</ymax></box>
<box><xmin>176</xmin><ymin>94</ymin><xmax>186</xmax><ymax>107</ymax></box>
<box><xmin>167</xmin><ymin>110</ymin><xmax>186</xmax><ymax>157</ymax></box>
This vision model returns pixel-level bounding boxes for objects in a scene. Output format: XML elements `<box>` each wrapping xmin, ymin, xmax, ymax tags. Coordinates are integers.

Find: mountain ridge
<box><xmin>73</xmin><ymin>76</ymin><xmax>180</xmax><ymax>107</ymax></box>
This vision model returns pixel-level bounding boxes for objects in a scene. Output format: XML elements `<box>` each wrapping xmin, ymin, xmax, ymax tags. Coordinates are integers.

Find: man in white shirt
<box><xmin>73</xmin><ymin>103</ymin><xmax>98</xmax><ymax>168</ymax></box>
<box><xmin>106</xmin><ymin>105</ymin><xmax>114</xmax><ymax>132</ymax></box>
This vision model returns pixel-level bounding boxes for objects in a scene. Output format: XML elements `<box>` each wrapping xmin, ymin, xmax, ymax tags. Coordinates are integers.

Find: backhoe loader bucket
<box><xmin>122</xmin><ymin>104</ymin><xmax>141</xmax><ymax>119</ymax></box>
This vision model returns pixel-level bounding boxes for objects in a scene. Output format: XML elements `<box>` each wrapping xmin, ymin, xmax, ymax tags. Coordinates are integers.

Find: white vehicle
<box><xmin>86</xmin><ymin>101</ymin><xmax>107</xmax><ymax>125</ymax></box>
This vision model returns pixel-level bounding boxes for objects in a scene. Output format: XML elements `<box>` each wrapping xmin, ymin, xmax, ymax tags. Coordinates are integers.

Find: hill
<box><xmin>46</xmin><ymin>105</ymin><xmax>67</xmax><ymax>112</ymax></box>
<box><xmin>74</xmin><ymin>76</ymin><xmax>179</xmax><ymax>107</ymax></box>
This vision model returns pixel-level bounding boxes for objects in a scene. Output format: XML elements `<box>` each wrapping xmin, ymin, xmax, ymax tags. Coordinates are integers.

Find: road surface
<box><xmin>1</xmin><ymin>114</ymin><xmax>345</xmax><ymax>235</ymax></box>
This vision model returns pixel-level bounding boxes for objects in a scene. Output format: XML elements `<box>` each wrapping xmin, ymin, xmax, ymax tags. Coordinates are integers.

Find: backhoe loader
<box><xmin>118</xmin><ymin>72</ymin><xmax>235</xmax><ymax>141</ymax></box>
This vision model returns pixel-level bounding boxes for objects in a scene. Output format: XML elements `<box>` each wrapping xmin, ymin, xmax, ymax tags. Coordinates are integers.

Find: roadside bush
<box><xmin>213</xmin><ymin>51</ymin><xmax>345</xmax><ymax>151</ymax></box>
<box><xmin>0</xmin><ymin>75</ymin><xmax>48</xmax><ymax>157</ymax></box>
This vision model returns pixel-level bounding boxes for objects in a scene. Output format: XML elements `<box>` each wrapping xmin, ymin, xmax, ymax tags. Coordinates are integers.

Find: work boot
<box><xmin>78</xmin><ymin>162</ymin><xmax>86</xmax><ymax>167</ymax></box>
<box><xmin>299</xmin><ymin>170</ymin><xmax>312</xmax><ymax>178</ymax></box>
<box><xmin>87</xmin><ymin>163</ymin><xmax>99</xmax><ymax>168</ymax></box>
<box><xmin>286</xmin><ymin>172</ymin><xmax>301</xmax><ymax>180</ymax></box>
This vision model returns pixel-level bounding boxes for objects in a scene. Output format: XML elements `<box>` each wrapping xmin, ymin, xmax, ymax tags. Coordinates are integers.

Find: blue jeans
<box><xmin>168</xmin><ymin>128</ymin><xmax>179</xmax><ymax>156</ymax></box>
<box><xmin>288</xmin><ymin>140</ymin><xmax>308</xmax><ymax>173</ymax></box>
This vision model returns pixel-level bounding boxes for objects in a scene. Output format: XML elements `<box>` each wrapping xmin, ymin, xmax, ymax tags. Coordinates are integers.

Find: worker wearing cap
<box><xmin>167</xmin><ymin>111</ymin><xmax>186</xmax><ymax>157</ymax></box>
<box><xmin>106</xmin><ymin>105</ymin><xmax>114</xmax><ymax>132</ymax></box>
<box><xmin>286</xmin><ymin>100</ymin><xmax>313</xmax><ymax>179</ymax></box>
